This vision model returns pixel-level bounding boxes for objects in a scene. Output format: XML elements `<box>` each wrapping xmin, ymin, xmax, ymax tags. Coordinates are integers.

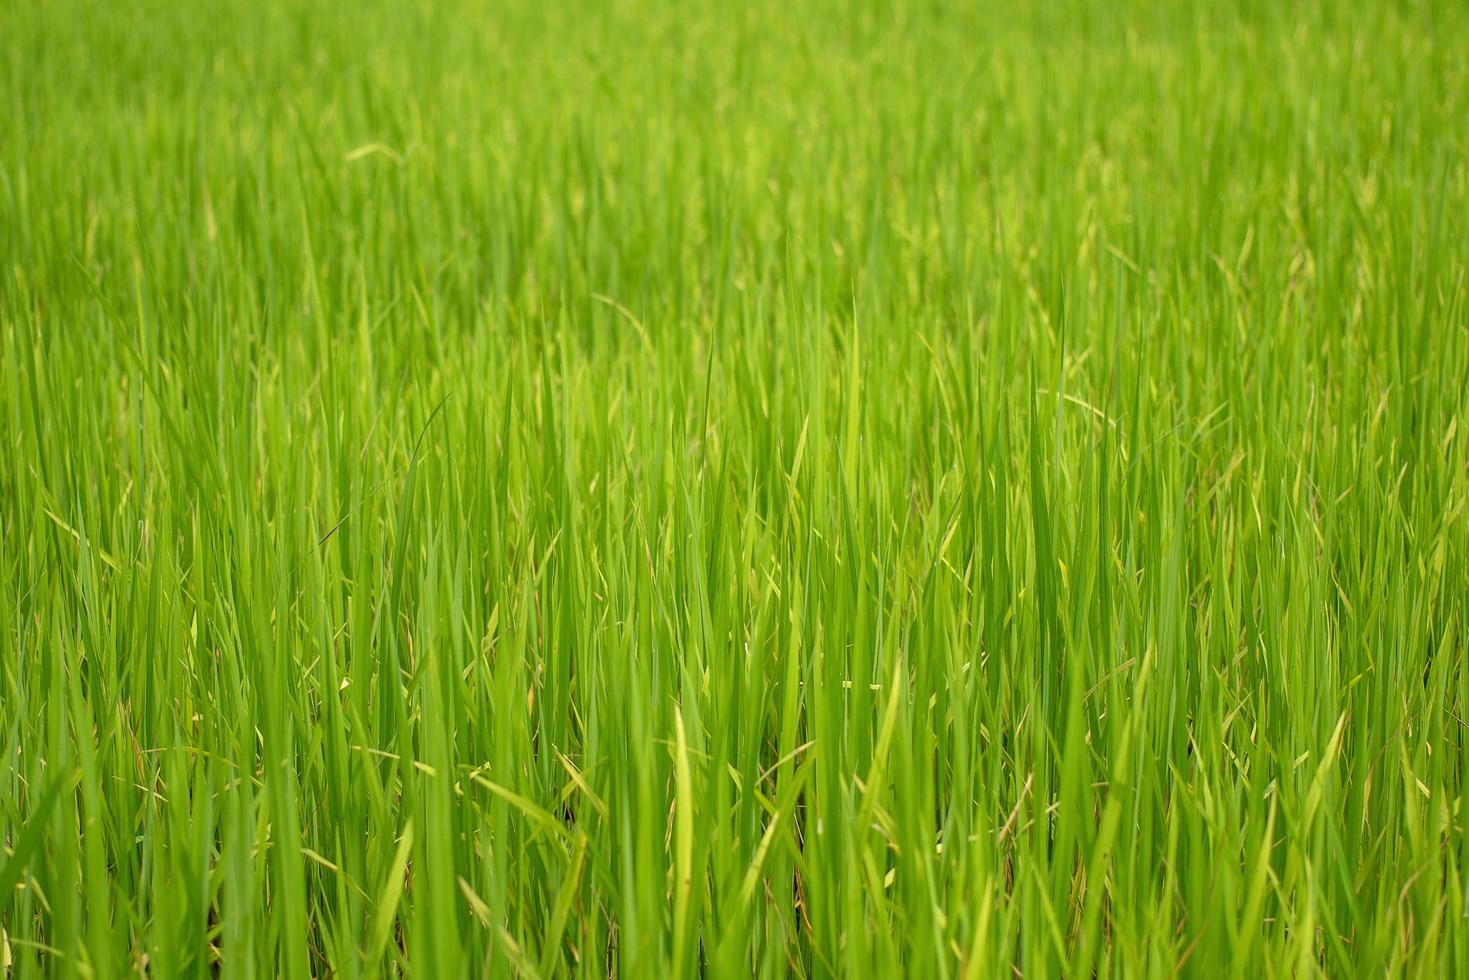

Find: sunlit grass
<box><xmin>2</xmin><ymin>0</ymin><xmax>1467</xmax><ymax>976</ymax></box>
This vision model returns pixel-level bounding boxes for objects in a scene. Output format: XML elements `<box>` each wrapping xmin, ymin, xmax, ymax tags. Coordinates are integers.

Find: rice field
<box><xmin>2</xmin><ymin>0</ymin><xmax>1468</xmax><ymax>976</ymax></box>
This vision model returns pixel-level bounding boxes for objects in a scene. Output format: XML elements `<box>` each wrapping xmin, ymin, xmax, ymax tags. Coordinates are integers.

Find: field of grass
<box><xmin>3</xmin><ymin>0</ymin><xmax>1468</xmax><ymax>976</ymax></box>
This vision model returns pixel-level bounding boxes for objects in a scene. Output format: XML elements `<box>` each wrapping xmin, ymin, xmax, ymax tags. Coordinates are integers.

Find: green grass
<box><xmin>2</xmin><ymin>0</ymin><xmax>1467</xmax><ymax>975</ymax></box>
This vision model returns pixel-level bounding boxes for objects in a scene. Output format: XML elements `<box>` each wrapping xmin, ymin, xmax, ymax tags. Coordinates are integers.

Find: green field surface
<box><xmin>3</xmin><ymin>1</ymin><xmax>1467</xmax><ymax>976</ymax></box>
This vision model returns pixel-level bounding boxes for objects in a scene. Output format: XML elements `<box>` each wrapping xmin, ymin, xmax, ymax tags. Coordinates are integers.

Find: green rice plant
<box><xmin>2</xmin><ymin>0</ymin><xmax>1467</xmax><ymax>976</ymax></box>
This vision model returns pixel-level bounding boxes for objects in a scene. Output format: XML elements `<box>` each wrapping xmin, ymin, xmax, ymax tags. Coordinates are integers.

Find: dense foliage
<box><xmin>3</xmin><ymin>1</ymin><xmax>1467</xmax><ymax>975</ymax></box>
